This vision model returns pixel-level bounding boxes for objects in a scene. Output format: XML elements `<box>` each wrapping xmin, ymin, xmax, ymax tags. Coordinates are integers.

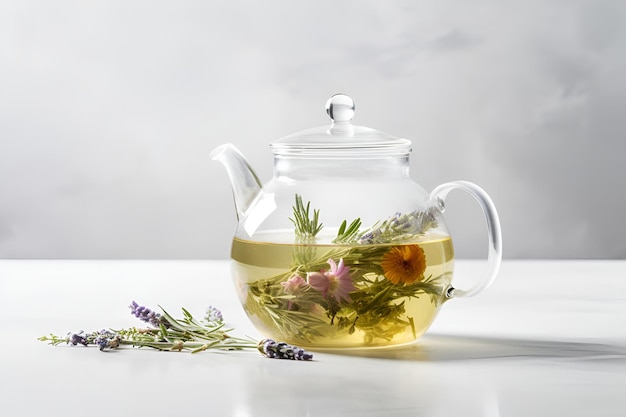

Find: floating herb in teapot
<box><xmin>289</xmin><ymin>194</ymin><xmax>324</xmax><ymax>240</ymax></box>
<box><xmin>333</xmin><ymin>218</ymin><xmax>362</xmax><ymax>244</ymax></box>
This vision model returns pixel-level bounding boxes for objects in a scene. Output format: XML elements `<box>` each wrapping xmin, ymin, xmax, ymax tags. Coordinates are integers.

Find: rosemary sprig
<box><xmin>333</xmin><ymin>218</ymin><xmax>362</xmax><ymax>244</ymax></box>
<box><xmin>289</xmin><ymin>194</ymin><xmax>323</xmax><ymax>240</ymax></box>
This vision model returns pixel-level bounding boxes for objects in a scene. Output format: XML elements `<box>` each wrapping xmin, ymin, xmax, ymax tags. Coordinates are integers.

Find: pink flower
<box><xmin>281</xmin><ymin>275</ymin><xmax>307</xmax><ymax>295</ymax></box>
<box><xmin>281</xmin><ymin>275</ymin><xmax>308</xmax><ymax>311</ymax></box>
<box><xmin>307</xmin><ymin>258</ymin><xmax>356</xmax><ymax>303</ymax></box>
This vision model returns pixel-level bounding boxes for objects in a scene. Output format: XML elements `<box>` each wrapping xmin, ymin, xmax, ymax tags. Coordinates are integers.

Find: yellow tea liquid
<box><xmin>231</xmin><ymin>235</ymin><xmax>454</xmax><ymax>348</ymax></box>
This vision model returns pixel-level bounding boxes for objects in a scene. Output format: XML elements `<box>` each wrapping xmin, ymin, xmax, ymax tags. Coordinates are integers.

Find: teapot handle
<box><xmin>429</xmin><ymin>181</ymin><xmax>502</xmax><ymax>298</ymax></box>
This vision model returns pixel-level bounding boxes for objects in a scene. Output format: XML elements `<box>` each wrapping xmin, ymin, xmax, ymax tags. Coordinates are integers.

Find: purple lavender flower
<box><xmin>258</xmin><ymin>338</ymin><xmax>313</xmax><ymax>361</ymax></box>
<box><xmin>357</xmin><ymin>231</ymin><xmax>376</xmax><ymax>244</ymax></box>
<box><xmin>68</xmin><ymin>331</ymin><xmax>88</xmax><ymax>346</ymax></box>
<box><xmin>357</xmin><ymin>208</ymin><xmax>439</xmax><ymax>244</ymax></box>
<box><xmin>204</xmin><ymin>306</ymin><xmax>223</xmax><ymax>324</ymax></box>
<box><xmin>93</xmin><ymin>329</ymin><xmax>119</xmax><ymax>351</ymax></box>
<box><xmin>129</xmin><ymin>301</ymin><xmax>166</xmax><ymax>328</ymax></box>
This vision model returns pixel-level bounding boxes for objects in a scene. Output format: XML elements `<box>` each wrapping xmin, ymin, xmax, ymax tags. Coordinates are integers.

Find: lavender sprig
<box><xmin>357</xmin><ymin>207</ymin><xmax>439</xmax><ymax>244</ymax></box>
<box><xmin>258</xmin><ymin>338</ymin><xmax>313</xmax><ymax>360</ymax></box>
<box><xmin>39</xmin><ymin>302</ymin><xmax>314</xmax><ymax>361</ymax></box>
<box><xmin>43</xmin><ymin>330</ymin><xmax>121</xmax><ymax>351</ymax></box>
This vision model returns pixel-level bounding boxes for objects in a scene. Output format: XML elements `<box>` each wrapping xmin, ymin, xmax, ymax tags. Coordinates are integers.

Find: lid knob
<box><xmin>326</xmin><ymin>94</ymin><xmax>355</xmax><ymax>123</ymax></box>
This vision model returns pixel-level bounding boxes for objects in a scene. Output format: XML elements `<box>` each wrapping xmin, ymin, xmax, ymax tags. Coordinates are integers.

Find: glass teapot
<box><xmin>211</xmin><ymin>94</ymin><xmax>502</xmax><ymax>349</ymax></box>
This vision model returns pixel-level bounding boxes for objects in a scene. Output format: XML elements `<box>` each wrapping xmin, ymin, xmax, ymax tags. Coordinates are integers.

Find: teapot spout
<box><xmin>210</xmin><ymin>143</ymin><xmax>262</xmax><ymax>219</ymax></box>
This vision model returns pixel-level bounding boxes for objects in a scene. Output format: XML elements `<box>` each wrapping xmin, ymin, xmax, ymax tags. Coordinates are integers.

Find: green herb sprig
<box><xmin>333</xmin><ymin>218</ymin><xmax>362</xmax><ymax>244</ymax></box>
<box><xmin>289</xmin><ymin>194</ymin><xmax>323</xmax><ymax>240</ymax></box>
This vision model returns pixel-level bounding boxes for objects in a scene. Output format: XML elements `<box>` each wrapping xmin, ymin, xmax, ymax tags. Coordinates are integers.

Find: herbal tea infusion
<box><xmin>231</xmin><ymin>195</ymin><xmax>454</xmax><ymax>348</ymax></box>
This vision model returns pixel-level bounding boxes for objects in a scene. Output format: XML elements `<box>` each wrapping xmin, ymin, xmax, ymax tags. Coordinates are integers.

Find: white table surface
<box><xmin>1</xmin><ymin>259</ymin><xmax>625</xmax><ymax>417</ymax></box>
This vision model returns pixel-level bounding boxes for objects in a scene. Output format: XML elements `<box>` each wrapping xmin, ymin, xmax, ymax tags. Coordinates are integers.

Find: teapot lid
<box><xmin>270</xmin><ymin>94</ymin><xmax>412</xmax><ymax>157</ymax></box>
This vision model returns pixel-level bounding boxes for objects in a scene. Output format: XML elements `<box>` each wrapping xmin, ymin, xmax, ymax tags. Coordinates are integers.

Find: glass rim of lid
<box><xmin>270</xmin><ymin>93</ymin><xmax>412</xmax><ymax>157</ymax></box>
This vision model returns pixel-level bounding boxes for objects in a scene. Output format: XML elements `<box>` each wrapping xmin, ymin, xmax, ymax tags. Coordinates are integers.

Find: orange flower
<box><xmin>381</xmin><ymin>244</ymin><xmax>427</xmax><ymax>285</ymax></box>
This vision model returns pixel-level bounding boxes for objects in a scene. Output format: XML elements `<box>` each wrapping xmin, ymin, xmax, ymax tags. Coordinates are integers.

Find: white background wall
<box><xmin>1</xmin><ymin>0</ymin><xmax>625</xmax><ymax>260</ymax></box>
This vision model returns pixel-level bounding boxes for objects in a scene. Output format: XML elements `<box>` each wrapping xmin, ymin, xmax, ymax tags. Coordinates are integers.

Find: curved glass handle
<box><xmin>430</xmin><ymin>181</ymin><xmax>502</xmax><ymax>298</ymax></box>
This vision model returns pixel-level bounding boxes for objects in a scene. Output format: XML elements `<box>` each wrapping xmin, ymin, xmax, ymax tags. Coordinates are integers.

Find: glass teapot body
<box><xmin>213</xmin><ymin>94</ymin><xmax>501</xmax><ymax>349</ymax></box>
